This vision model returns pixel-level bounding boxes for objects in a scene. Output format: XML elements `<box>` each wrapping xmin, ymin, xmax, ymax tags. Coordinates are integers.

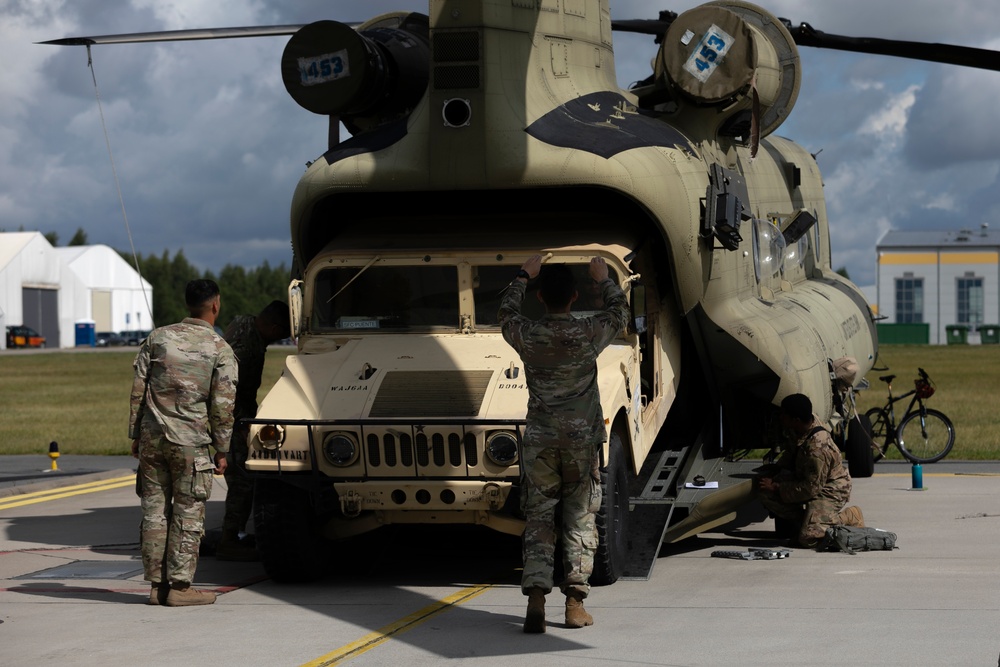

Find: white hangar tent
<box><xmin>55</xmin><ymin>245</ymin><xmax>153</xmax><ymax>339</ymax></box>
<box><xmin>0</xmin><ymin>232</ymin><xmax>152</xmax><ymax>349</ymax></box>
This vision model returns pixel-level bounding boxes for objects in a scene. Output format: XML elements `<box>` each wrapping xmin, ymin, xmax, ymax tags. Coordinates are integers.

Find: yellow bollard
<box><xmin>48</xmin><ymin>441</ymin><xmax>59</xmax><ymax>471</ymax></box>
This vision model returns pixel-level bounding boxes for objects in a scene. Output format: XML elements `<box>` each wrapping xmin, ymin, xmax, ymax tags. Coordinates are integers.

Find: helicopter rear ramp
<box><xmin>619</xmin><ymin>445</ymin><xmax>760</xmax><ymax>580</ymax></box>
<box><xmin>619</xmin><ymin>447</ymin><xmax>688</xmax><ymax>580</ymax></box>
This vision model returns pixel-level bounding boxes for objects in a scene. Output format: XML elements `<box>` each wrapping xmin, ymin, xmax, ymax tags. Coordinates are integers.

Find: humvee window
<box><xmin>313</xmin><ymin>265</ymin><xmax>459</xmax><ymax>331</ymax></box>
<box><xmin>473</xmin><ymin>264</ymin><xmax>619</xmax><ymax>327</ymax></box>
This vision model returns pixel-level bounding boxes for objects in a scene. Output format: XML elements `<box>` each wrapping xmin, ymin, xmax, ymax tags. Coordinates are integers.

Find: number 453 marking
<box><xmin>298</xmin><ymin>48</ymin><xmax>351</xmax><ymax>87</ymax></box>
<box><xmin>683</xmin><ymin>24</ymin><xmax>735</xmax><ymax>83</ymax></box>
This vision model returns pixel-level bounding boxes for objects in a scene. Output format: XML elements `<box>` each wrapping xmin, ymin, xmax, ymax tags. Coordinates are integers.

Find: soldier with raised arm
<box><xmin>499</xmin><ymin>255</ymin><xmax>629</xmax><ymax>633</ymax></box>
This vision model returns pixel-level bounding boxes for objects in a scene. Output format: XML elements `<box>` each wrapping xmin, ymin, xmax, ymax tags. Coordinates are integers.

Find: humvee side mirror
<box><xmin>288</xmin><ymin>279</ymin><xmax>304</xmax><ymax>339</ymax></box>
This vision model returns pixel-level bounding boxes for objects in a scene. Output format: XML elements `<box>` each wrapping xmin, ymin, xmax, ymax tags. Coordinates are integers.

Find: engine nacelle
<box><xmin>281</xmin><ymin>13</ymin><xmax>429</xmax><ymax>134</ymax></box>
<box><xmin>651</xmin><ymin>1</ymin><xmax>800</xmax><ymax>141</ymax></box>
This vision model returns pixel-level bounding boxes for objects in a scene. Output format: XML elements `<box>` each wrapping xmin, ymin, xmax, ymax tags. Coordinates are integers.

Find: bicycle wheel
<box><xmin>897</xmin><ymin>408</ymin><xmax>955</xmax><ymax>463</ymax></box>
<box><xmin>864</xmin><ymin>407</ymin><xmax>892</xmax><ymax>461</ymax></box>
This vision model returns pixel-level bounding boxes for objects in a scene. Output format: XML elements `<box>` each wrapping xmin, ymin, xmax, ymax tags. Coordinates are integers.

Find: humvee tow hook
<box><xmin>482</xmin><ymin>482</ymin><xmax>504</xmax><ymax>511</ymax></box>
<box><xmin>340</xmin><ymin>490</ymin><xmax>363</xmax><ymax>518</ymax></box>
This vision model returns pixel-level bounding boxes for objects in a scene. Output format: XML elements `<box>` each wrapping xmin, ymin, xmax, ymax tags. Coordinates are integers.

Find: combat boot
<box><xmin>839</xmin><ymin>506</ymin><xmax>865</xmax><ymax>527</ymax></box>
<box><xmin>564</xmin><ymin>591</ymin><xmax>593</xmax><ymax>628</ymax></box>
<box><xmin>523</xmin><ymin>588</ymin><xmax>546</xmax><ymax>633</ymax></box>
<box><xmin>165</xmin><ymin>583</ymin><xmax>217</xmax><ymax>607</ymax></box>
<box><xmin>147</xmin><ymin>582</ymin><xmax>168</xmax><ymax>606</ymax></box>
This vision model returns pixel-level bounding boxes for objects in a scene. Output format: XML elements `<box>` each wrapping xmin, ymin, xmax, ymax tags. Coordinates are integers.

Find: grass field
<box><xmin>0</xmin><ymin>344</ymin><xmax>996</xmax><ymax>458</ymax></box>
<box><xmin>0</xmin><ymin>347</ymin><xmax>294</xmax><ymax>456</ymax></box>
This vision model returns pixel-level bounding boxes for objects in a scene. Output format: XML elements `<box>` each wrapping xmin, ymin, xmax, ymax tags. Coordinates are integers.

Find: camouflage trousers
<box><xmin>758</xmin><ymin>487</ymin><xmax>850</xmax><ymax>547</ymax></box>
<box><xmin>137</xmin><ymin>422</ymin><xmax>215</xmax><ymax>585</ymax></box>
<box><xmin>222</xmin><ymin>428</ymin><xmax>254</xmax><ymax>540</ymax></box>
<box><xmin>520</xmin><ymin>438</ymin><xmax>602</xmax><ymax>597</ymax></box>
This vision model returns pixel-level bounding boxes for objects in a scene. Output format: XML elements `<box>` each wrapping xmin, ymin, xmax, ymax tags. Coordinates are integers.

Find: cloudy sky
<box><xmin>3</xmin><ymin>1</ymin><xmax>1000</xmax><ymax>288</ymax></box>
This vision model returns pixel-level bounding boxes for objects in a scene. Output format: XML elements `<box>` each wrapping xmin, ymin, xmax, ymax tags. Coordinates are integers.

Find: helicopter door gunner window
<box><xmin>752</xmin><ymin>218</ymin><xmax>786</xmax><ymax>288</ymax></box>
<box><xmin>313</xmin><ymin>265</ymin><xmax>459</xmax><ymax>331</ymax></box>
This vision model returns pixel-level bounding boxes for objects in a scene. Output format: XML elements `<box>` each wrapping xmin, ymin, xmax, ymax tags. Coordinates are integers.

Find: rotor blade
<box><xmin>37</xmin><ymin>25</ymin><xmax>309</xmax><ymax>46</ymax></box>
<box><xmin>610</xmin><ymin>15</ymin><xmax>677</xmax><ymax>37</ymax></box>
<box><xmin>787</xmin><ymin>22</ymin><xmax>1000</xmax><ymax>73</ymax></box>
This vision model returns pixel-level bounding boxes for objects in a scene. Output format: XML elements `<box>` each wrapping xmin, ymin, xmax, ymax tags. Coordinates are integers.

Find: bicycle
<box><xmin>864</xmin><ymin>368</ymin><xmax>955</xmax><ymax>464</ymax></box>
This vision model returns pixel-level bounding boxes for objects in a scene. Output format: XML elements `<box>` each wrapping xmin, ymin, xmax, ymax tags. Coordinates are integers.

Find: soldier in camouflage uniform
<box><xmin>217</xmin><ymin>301</ymin><xmax>290</xmax><ymax>561</ymax></box>
<box><xmin>129</xmin><ymin>279</ymin><xmax>237</xmax><ymax>606</ymax></box>
<box><xmin>757</xmin><ymin>393</ymin><xmax>864</xmax><ymax>547</ymax></box>
<box><xmin>499</xmin><ymin>255</ymin><xmax>629</xmax><ymax>633</ymax></box>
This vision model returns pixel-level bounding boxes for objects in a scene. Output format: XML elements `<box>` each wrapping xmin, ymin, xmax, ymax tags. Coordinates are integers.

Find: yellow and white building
<box><xmin>876</xmin><ymin>224</ymin><xmax>999</xmax><ymax>344</ymax></box>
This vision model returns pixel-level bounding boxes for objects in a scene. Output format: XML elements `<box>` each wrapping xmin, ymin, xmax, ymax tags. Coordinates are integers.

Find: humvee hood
<box><xmin>264</xmin><ymin>334</ymin><xmax>633</xmax><ymax>423</ymax></box>
<box><xmin>272</xmin><ymin>335</ymin><xmax>530</xmax><ymax>422</ymax></box>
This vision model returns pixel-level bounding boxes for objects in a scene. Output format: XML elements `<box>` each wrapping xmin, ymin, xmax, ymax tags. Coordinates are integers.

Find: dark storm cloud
<box><xmin>3</xmin><ymin>0</ymin><xmax>1000</xmax><ymax>287</ymax></box>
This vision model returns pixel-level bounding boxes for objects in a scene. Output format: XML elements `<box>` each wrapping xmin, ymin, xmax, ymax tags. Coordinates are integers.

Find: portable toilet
<box><xmin>75</xmin><ymin>319</ymin><xmax>96</xmax><ymax>347</ymax></box>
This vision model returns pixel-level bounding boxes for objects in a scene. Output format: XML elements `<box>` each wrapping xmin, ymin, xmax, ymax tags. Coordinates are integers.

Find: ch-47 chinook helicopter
<box><xmin>44</xmin><ymin>1</ymin><xmax>1000</xmax><ymax>584</ymax></box>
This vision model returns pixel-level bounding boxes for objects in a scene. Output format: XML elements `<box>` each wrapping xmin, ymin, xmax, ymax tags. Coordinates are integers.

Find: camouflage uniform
<box><xmin>499</xmin><ymin>277</ymin><xmax>628</xmax><ymax>596</ymax></box>
<box><xmin>757</xmin><ymin>418</ymin><xmax>852</xmax><ymax>546</ymax></box>
<box><xmin>129</xmin><ymin>318</ymin><xmax>236</xmax><ymax>586</ymax></box>
<box><xmin>221</xmin><ymin>314</ymin><xmax>269</xmax><ymax>540</ymax></box>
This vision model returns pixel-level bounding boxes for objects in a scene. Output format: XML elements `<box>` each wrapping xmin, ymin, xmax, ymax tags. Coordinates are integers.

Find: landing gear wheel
<box><xmin>253</xmin><ymin>479</ymin><xmax>327</xmax><ymax>583</ymax></box>
<box><xmin>845</xmin><ymin>412</ymin><xmax>875</xmax><ymax>478</ymax></box>
<box><xmin>592</xmin><ymin>432</ymin><xmax>631</xmax><ymax>586</ymax></box>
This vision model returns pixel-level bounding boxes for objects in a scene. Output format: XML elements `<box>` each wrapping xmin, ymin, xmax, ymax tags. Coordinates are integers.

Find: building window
<box><xmin>895</xmin><ymin>276</ymin><xmax>923</xmax><ymax>323</ymax></box>
<box><xmin>957</xmin><ymin>275</ymin><xmax>984</xmax><ymax>328</ymax></box>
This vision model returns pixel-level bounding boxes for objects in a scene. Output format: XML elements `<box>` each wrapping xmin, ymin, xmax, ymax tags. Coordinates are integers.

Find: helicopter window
<box><xmin>472</xmin><ymin>264</ymin><xmax>620</xmax><ymax>327</ymax></box>
<box><xmin>752</xmin><ymin>219</ymin><xmax>786</xmax><ymax>284</ymax></box>
<box><xmin>813</xmin><ymin>218</ymin><xmax>822</xmax><ymax>263</ymax></box>
<box><xmin>312</xmin><ymin>265</ymin><xmax>459</xmax><ymax>331</ymax></box>
<box><xmin>783</xmin><ymin>232</ymin><xmax>810</xmax><ymax>274</ymax></box>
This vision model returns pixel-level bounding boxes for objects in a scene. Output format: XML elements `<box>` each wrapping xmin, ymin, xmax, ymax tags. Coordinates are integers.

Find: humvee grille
<box><xmin>360</xmin><ymin>429</ymin><xmax>488</xmax><ymax>472</ymax></box>
<box><xmin>368</xmin><ymin>370</ymin><xmax>494</xmax><ymax>417</ymax></box>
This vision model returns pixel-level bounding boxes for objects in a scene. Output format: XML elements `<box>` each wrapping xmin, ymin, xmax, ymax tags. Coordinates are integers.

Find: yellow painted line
<box><xmin>302</xmin><ymin>584</ymin><xmax>495</xmax><ymax>667</ymax></box>
<box><xmin>0</xmin><ymin>475</ymin><xmax>136</xmax><ymax>510</ymax></box>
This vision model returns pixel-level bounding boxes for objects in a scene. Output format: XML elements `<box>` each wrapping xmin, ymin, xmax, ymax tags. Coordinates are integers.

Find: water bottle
<box><xmin>911</xmin><ymin>463</ymin><xmax>923</xmax><ymax>489</ymax></box>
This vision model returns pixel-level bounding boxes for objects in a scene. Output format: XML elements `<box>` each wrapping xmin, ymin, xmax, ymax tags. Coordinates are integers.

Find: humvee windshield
<box><xmin>313</xmin><ymin>265</ymin><xmax>459</xmax><ymax>331</ymax></box>
<box><xmin>311</xmin><ymin>262</ymin><xmax>619</xmax><ymax>332</ymax></box>
<box><xmin>472</xmin><ymin>264</ymin><xmax>620</xmax><ymax>327</ymax></box>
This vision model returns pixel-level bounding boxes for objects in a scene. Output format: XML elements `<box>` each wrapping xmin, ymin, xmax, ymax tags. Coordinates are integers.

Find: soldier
<box><xmin>129</xmin><ymin>279</ymin><xmax>237</xmax><ymax>606</ymax></box>
<box><xmin>216</xmin><ymin>300</ymin><xmax>291</xmax><ymax>561</ymax></box>
<box><xmin>499</xmin><ymin>254</ymin><xmax>629</xmax><ymax>633</ymax></box>
<box><xmin>757</xmin><ymin>393</ymin><xmax>865</xmax><ymax>547</ymax></box>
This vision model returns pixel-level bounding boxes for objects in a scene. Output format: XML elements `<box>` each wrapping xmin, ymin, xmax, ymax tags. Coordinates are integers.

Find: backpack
<box><xmin>819</xmin><ymin>525</ymin><xmax>897</xmax><ymax>555</ymax></box>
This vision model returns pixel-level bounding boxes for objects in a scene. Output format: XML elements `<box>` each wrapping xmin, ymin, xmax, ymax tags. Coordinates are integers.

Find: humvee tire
<box><xmin>592</xmin><ymin>432</ymin><xmax>630</xmax><ymax>585</ymax></box>
<box><xmin>253</xmin><ymin>479</ymin><xmax>326</xmax><ymax>582</ymax></box>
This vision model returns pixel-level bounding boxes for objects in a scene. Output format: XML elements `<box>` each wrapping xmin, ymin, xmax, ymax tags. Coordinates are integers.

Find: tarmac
<box><xmin>1</xmin><ymin>457</ymin><xmax>998</xmax><ymax>666</ymax></box>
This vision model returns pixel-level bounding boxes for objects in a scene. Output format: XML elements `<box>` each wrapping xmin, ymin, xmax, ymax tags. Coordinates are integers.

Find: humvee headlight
<box><xmin>485</xmin><ymin>431</ymin><xmax>519</xmax><ymax>466</ymax></box>
<box><xmin>323</xmin><ymin>432</ymin><xmax>359</xmax><ymax>467</ymax></box>
<box><xmin>258</xmin><ymin>424</ymin><xmax>285</xmax><ymax>450</ymax></box>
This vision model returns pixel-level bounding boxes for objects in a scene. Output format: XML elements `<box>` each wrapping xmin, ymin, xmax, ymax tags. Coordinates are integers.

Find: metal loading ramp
<box><xmin>618</xmin><ymin>447</ymin><xmax>688</xmax><ymax>581</ymax></box>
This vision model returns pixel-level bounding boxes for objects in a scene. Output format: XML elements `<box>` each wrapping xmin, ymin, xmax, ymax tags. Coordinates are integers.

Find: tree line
<box><xmin>118</xmin><ymin>248</ymin><xmax>291</xmax><ymax>331</ymax></box>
